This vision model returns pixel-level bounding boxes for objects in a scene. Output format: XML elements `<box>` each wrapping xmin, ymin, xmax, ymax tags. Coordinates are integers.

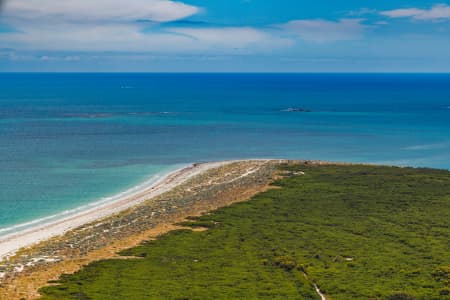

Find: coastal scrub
<box><xmin>39</xmin><ymin>163</ymin><xmax>450</xmax><ymax>300</ymax></box>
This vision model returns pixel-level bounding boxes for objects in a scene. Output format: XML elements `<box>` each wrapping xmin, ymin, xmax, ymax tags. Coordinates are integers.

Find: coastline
<box><xmin>0</xmin><ymin>159</ymin><xmax>283</xmax><ymax>299</ymax></box>
<box><xmin>0</xmin><ymin>158</ymin><xmax>362</xmax><ymax>263</ymax></box>
<box><xmin>1</xmin><ymin>159</ymin><xmax>442</xmax><ymax>299</ymax></box>
<box><xmin>31</xmin><ymin>162</ymin><xmax>450</xmax><ymax>300</ymax></box>
<box><xmin>0</xmin><ymin>161</ymin><xmax>233</xmax><ymax>262</ymax></box>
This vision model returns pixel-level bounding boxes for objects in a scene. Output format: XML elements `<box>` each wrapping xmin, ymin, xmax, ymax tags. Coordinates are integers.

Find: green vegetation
<box><xmin>39</xmin><ymin>164</ymin><xmax>450</xmax><ymax>300</ymax></box>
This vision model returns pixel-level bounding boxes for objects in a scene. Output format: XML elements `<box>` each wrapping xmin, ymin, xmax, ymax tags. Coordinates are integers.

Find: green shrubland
<box><xmin>39</xmin><ymin>164</ymin><xmax>450</xmax><ymax>300</ymax></box>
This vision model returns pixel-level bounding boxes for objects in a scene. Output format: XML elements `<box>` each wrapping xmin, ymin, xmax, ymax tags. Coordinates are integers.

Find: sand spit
<box><xmin>0</xmin><ymin>159</ymin><xmax>286</xmax><ymax>299</ymax></box>
<box><xmin>0</xmin><ymin>161</ymin><xmax>231</xmax><ymax>261</ymax></box>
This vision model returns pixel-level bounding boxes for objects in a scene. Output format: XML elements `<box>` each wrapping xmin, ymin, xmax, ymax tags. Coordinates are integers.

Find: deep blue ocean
<box><xmin>0</xmin><ymin>73</ymin><xmax>449</xmax><ymax>233</ymax></box>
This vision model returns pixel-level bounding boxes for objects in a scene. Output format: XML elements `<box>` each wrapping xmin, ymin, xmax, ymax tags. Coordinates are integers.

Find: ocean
<box><xmin>0</xmin><ymin>73</ymin><xmax>449</xmax><ymax>234</ymax></box>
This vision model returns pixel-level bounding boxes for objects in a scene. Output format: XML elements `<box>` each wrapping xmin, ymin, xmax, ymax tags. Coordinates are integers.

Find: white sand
<box><xmin>0</xmin><ymin>161</ymin><xmax>233</xmax><ymax>262</ymax></box>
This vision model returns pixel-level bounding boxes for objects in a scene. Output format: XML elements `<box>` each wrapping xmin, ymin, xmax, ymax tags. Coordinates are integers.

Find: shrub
<box><xmin>273</xmin><ymin>255</ymin><xmax>298</xmax><ymax>271</ymax></box>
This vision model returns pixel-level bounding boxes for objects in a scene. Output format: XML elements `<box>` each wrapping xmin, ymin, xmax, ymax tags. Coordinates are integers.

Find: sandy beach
<box><xmin>0</xmin><ymin>161</ymin><xmax>234</xmax><ymax>262</ymax></box>
<box><xmin>0</xmin><ymin>159</ymin><xmax>283</xmax><ymax>299</ymax></box>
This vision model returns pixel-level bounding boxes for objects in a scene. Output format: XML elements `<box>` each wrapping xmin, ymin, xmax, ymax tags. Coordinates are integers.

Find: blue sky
<box><xmin>1</xmin><ymin>0</ymin><xmax>450</xmax><ymax>72</ymax></box>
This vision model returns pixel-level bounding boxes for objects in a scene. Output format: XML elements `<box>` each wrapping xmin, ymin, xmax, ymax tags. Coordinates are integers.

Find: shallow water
<box><xmin>0</xmin><ymin>73</ymin><xmax>449</xmax><ymax>232</ymax></box>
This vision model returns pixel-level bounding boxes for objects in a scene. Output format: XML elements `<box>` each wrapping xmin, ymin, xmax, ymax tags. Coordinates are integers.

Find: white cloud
<box><xmin>0</xmin><ymin>23</ymin><xmax>291</xmax><ymax>53</ymax></box>
<box><xmin>2</xmin><ymin>23</ymin><xmax>195</xmax><ymax>51</ymax></box>
<box><xmin>0</xmin><ymin>0</ymin><xmax>292</xmax><ymax>53</ymax></box>
<box><xmin>381</xmin><ymin>4</ymin><xmax>450</xmax><ymax>20</ymax></box>
<box><xmin>3</xmin><ymin>0</ymin><xmax>199</xmax><ymax>23</ymax></box>
<box><xmin>280</xmin><ymin>19</ymin><xmax>367</xmax><ymax>43</ymax></box>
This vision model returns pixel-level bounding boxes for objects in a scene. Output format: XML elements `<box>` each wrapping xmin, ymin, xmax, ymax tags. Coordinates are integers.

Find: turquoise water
<box><xmin>0</xmin><ymin>73</ymin><xmax>449</xmax><ymax>232</ymax></box>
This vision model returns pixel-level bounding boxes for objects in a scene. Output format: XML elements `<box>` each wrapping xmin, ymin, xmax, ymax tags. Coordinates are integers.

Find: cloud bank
<box><xmin>2</xmin><ymin>24</ymin><xmax>291</xmax><ymax>52</ymax></box>
<box><xmin>5</xmin><ymin>0</ymin><xmax>444</xmax><ymax>60</ymax></box>
<box><xmin>0</xmin><ymin>0</ymin><xmax>293</xmax><ymax>53</ymax></box>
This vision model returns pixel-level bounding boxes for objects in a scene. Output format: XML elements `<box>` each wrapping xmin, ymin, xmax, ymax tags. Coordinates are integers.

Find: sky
<box><xmin>0</xmin><ymin>0</ymin><xmax>450</xmax><ymax>72</ymax></box>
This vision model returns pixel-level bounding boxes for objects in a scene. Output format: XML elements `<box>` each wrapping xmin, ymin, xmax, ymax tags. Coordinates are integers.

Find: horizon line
<box><xmin>1</xmin><ymin>71</ymin><xmax>450</xmax><ymax>74</ymax></box>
